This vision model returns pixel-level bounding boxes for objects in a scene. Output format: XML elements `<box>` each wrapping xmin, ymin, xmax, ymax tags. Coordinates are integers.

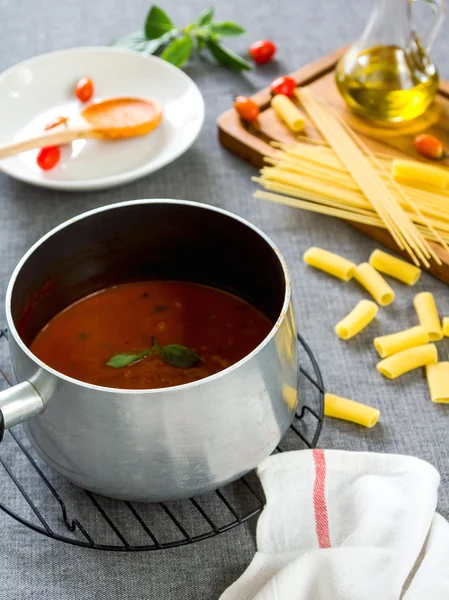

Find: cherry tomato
<box><xmin>44</xmin><ymin>116</ymin><xmax>68</xmax><ymax>131</ymax></box>
<box><xmin>270</xmin><ymin>76</ymin><xmax>296</xmax><ymax>97</ymax></box>
<box><xmin>414</xmin><ymin>134</ymin><xmax>446</xmax><ymax>160</ymax></box>
<box><xmin>36</xmin><ymin>146</ymin><xmax>61</xmax><ymax>171</ymax></box>
<box><xmin>234</xmin><ymin>96</ymin><xmax>260</xmax><ymax>122</ymax></box>
<box><xmin>249</xmin><ymin>40</ymin><xmax>277</xmax><ymax>65</ymax></box>
<box><xmin>75</xmin><ymin>76</ymin><xmax>94</xmax><ymax>103</ymax></box>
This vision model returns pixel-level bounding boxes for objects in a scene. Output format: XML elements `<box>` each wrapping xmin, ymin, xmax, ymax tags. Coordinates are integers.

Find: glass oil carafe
<box><xmin>336</xmin><ymin>0</ymin><xmax>445</xmax><ymax>122</ymax></box>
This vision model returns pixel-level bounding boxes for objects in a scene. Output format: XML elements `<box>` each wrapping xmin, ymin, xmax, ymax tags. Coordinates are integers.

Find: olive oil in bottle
<box><xmin>336</xmin><ymin>44</ymin><xmax>439</xmax><ymax>123</ymax></box>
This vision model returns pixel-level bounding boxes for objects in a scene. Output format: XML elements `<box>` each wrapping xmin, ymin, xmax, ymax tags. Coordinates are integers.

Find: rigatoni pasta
<box><xmin>369</xmin><ymin>249</ymin><xmax>421</xmax><ymax>286</ymax></box>
<box><xmin>443</xmin><ymin>317</ymin><xmax>449</xmax><ymax>338</ymax></box>
<box><xmin>303</xmin><ymin>247</ymin><xmax>356</xmax><ymax>281</ymax></box>
<box><xmin>271</xmin><ymin>95</ymin><xmax>305</xmax><ymax>133</ymax></box>
<box><xmin>392</xmin><ymin>159</ymin><xmax>449</xmax><ymax>190</ymax></box>
<box><xmin>355</xmin><ymin>262</ymin><xmax>395</xmax><ymax>306</ymax></box>
<box><xmin>377</xmin><ymin>343</ymin><xmax>438</xmax><ymax>379</ymax></box>
<box><xmin>373</xmin><ymin>326</ymin><xmax>429</xmax><ymax>359</ymax></box>
<box><xmin>426</xmin><ymin>363</ymin><xmax>449</xmax><ymax>403</ymax></box>
<box><xmin>413</xmin><ymin>292</ymin><xmax>443</xmax><ymax>341</ymax></box>
<box><xmin>324</xmin><ymin>393</ymin><xmax>380</xmax><ymax>428</ymax></box>
<box><xmin>335</xmin><ymin>300</ymin><xmax>378</xmax><ymax>340</ymax></box>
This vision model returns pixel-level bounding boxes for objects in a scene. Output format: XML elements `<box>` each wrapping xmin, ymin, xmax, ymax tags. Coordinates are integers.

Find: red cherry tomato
<box><xmin>234</xmin><ymin>96</ymin><xmax>260</xmax><ymax>122</ymax></box>
<box><xmin>270</xmin><ymin>76</ymin><xmax>296</xmax><ymax>97</ymax></box>
<box><xmin>414</xmin><ymin>134</ymin><xmax>446</xmax><ymax>160</ymax></box>
<box><xmin>44</xmin><ymin>116</ymin><xmax>68</xmax><ymax>131</ymax></box>
<box><xmin>75</xmin><ymin>76</ymin><xmax>94</xmax><ymax>103</ymax></box>
<box><xmin>36</xmin><ymin>146</ymin><xmax>61</xmax><ymax>171</ymax></box>
<box><xmin>249</xmin><ymin>40</ymin><xmax>277</xmax><ymax>65</ymax></box>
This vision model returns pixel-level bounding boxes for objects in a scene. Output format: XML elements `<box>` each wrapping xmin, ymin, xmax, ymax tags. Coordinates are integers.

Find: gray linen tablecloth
<box><xmin>1</xmin><ymin>0</ymin><xmax>448</xmax><ymax>598</ymax></box>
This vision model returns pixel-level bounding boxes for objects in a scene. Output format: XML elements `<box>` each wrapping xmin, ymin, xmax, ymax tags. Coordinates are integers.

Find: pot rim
<box><xmin>5</xmin><ymin>199</ymin><xmax>292</xmax><ymax>395</ymax></box>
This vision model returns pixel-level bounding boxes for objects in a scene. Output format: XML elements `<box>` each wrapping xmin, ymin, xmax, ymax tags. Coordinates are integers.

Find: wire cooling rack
<box><xmin>0</xmin><ymin>329</ymin><xmax>324</xmax><ymax>551</ymax></box>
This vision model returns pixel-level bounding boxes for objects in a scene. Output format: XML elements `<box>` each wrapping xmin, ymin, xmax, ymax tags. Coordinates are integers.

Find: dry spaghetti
<box><xmin>267</xmin><ymin>88</ymin><xmax>446</xmax><ymax>267</ymax></box>
<box><xmin>254</xmin><ymin>112</ymin><xmax>449</xmax><ymax>261</ymax></box>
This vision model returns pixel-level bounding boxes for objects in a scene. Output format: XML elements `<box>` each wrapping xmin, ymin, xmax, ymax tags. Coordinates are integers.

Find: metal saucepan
<box><xmin>0</xmin><ymin>199</ymin><xmax>298</xmax><ymax>501</ymax></box>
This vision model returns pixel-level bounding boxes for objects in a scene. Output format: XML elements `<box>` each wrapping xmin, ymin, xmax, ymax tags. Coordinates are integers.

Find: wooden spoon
<box><xmin>0</xmin><ymin>97</ymin><xmax>162</xmax><ymax>160</ymax></box>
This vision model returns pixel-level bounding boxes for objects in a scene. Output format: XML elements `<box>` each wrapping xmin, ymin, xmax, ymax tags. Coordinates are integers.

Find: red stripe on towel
<box><xmin>312</xmin><ymin>449</ymin><xmax>331</xmax><ymax>548</ymax></box>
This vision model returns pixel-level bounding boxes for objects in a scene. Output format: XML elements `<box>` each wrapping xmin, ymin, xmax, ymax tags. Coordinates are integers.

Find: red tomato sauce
<box><xmin>29</xmin><ymin>281</ymin><xmax>273</xmax><ymax>390</ymax></box>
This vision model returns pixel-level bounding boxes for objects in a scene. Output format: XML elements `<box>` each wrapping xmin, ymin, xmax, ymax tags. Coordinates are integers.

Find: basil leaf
<box><xmin>195</xmin><ymin>7</ymin><xmax>214</xmax><ymax>26</ymax></box>
<box><xmin>145</xmin><ymin>5</ymin><xmax>174</xmax><ymax>40</ymax></box>
<box><xmin>152</xmin><ymin>337</ymin><xmax>164</xmax><ymax>356</ymax></box>
<box><xmin>196</xmin><ymin>37</ymin><xmax>205</xmax><ymax>52</ymax></box>
<box><xmin>111</xmin><ymin>31</ymin><xmax>172</xmax><ymax>55</ymax></box>
<box><xmin>205</xmin><ymin>40</ymin><xmax>251</xmax><ymax>71</ymax></box>
<box><xmin>203</xmin><ymin>32</ymin><xmax>220</xmax><ymax>43</ymax></box>
<box><xmin>161</xmin><ymin>344</ymin><xmax>200</xmax><ymax>368</ymax></box>
<box><xmin>106</xmin><ymin>349</ymin><xmax>151</xmax><ymax>368</ymax></box>
<box><xmin>152</xmin><ymin>337</ymin><xmax>200</xmax><ymax>368</ymax></box>
<box><xmin>209</xmin><ymin>22</ymin><xmax>246</xmax><ymax>36</ymax></box>
<box><xmin>161</xmin><ymin>35</ymin><xmax>193</xmax><ymax>68</ymax></box>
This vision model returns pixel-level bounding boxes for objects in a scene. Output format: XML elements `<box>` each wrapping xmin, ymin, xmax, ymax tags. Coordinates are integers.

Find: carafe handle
<box><xmin>417</xmin><ymin>0</ymin><xmax>446</xmax><ymax>51</ymax></box>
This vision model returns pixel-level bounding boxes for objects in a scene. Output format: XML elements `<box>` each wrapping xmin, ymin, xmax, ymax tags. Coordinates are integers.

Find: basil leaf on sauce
<box><xmin>153</xmin><ymin>337</ymin><xmax>200</xmax><ymax>368</ymax></box>
<box><xmin>106</xmin><ymin>339</ymin><xmax>200</xmax><ymax>369</ymax></box>
<box><xmin>161</xmin><ymin>344</ymin><xmax>200</xmax><ymax>368</ymax></box>
<box><xmin>106</xmin><ymin>349</ymin><xmax>152</xmax><ymax>368</ymax></box>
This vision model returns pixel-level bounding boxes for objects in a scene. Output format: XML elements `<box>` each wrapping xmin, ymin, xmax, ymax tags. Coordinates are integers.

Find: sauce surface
<box><xmin>29</xmin><ymin>281</ymin><xmax>272</xmax><ymax>390</ymax></box>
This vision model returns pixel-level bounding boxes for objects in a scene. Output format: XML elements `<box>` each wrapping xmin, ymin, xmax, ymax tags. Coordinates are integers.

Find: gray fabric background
<box><xmin>1</xmin><ymin>0</ymin><xmax>449</xmax><ymax>598</ymax></box>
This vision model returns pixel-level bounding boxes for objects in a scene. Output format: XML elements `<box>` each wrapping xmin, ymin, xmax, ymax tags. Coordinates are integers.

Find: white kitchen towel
<box><xmin>220</xmin><ymin>449</ymin><xmax>449</xmax><ymax>600</ymax></box>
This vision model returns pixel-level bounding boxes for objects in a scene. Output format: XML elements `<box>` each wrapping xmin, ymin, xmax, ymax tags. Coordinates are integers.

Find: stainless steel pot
<box><xmin>0</xmin><ymin>199</ymin><xmax>298</xmax><ymax>501</ymax></box>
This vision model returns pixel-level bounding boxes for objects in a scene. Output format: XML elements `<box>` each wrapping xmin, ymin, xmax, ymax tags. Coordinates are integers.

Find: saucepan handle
<box><xmin>0</xmin><ymin>330</ymin><xmax>44</xmax><ymax>441</ymax></box>
<box><xmin>0</xmin><ymin>382</ymin><xmax>44</xmax><ymax>441</ymax></box>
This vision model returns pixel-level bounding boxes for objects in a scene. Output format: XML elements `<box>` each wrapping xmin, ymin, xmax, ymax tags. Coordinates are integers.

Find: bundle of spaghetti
<box><xmin>271</xmin><ymin>141</ymin><xmax>449</xmax><ymax>212</ymax></box>
<box><xmin>253</xmin><ymin>135</ymin><xmax>449</xmax><ymax>251</ymax></box>
<box><xmin>253</xmin><ymin>188</ymin><xmax>449</xmax><ymax>246</ymax></box>
<box><xmin>257</xmin><ymin>155</ymin><xmax>449</xmax><ymax>234</ymax></box>
<box><xmin>280</xmin><ymin>88</ymin><xmax>443</xmax><ymax>267</ymax></box>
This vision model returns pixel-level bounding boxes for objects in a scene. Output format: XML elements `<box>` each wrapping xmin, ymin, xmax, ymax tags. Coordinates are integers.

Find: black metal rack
<box><xmin>0</xmin><ymin>330</ymin><xmax>324</xmax><ymax>551</ymax></box>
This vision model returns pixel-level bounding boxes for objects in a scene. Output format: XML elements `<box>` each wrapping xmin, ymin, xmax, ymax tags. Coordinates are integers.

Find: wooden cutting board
<box><xmin>217</xmin><ymin>47</ymin><xmax>449</xmax><ymax>285</ymax></box>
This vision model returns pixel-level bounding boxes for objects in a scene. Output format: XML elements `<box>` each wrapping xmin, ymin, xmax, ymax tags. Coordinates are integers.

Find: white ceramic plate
<box><xmin>0</xmin><ymin>47</ymin><xmax>204</xmax><ymax>190</ymax></box>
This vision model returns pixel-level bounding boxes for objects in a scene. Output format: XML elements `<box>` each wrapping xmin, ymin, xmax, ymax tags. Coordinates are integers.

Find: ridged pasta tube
<box><xmin>355</xmin><ymin>263</ymin><xmax>395</xmax><ymax>306</ymax></box>
<box><xmin>369</xmin><ymin>249</ymin><xmax>421</xmax><ymax>286</ymax></box>
<box><xmin>413</xmin><ymin>292</ymin><xmax>443</xmax><ymax>341</ymax></box>
<box><xmin>271</xmin><ymin>95</ymin><xmax>305</xmax><ymax>132</ymax></box>
<box><xmin>335</xmin><ymin>300</ymin><xmax>378</xmax><ymax>340</ymax></box>
<box><xmin>392</xmin><ymin>159</ymin><xmax>449</xmax><ymax>190</ymax></box>
<box><xmin>303</xmin><ymin>247</ymin><xmax>356</xmax><ymax>281</ymax></box>
<box><xmin>377</xmin><ymin>344</ymin><xmax>438</xmax><ymax>379</ymax></box>
<box><xmin>373</xmin><ymin>326</ymin><xmax>429</xmax><ymax>358</ymax></box>
<box><xmin>426</xmin><ymin>363</ymin><xmax>449</xmax><ymax>403</ymax></box>
<box><xmin>324</xmin><ymin>393</ymin><xmax>380</xmax><ymax>428</ymax></box>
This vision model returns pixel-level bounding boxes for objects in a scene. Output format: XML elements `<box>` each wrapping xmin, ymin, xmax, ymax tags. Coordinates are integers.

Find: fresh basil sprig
<box><xmin>111</xmin><ymin>5</ymin><xmax>251</xmax><ymax>72</ymax></box>
<box><xmin>106</xmin><ymin>338</ymin><xmax>200</xmax><ymax>369</ymax></box>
